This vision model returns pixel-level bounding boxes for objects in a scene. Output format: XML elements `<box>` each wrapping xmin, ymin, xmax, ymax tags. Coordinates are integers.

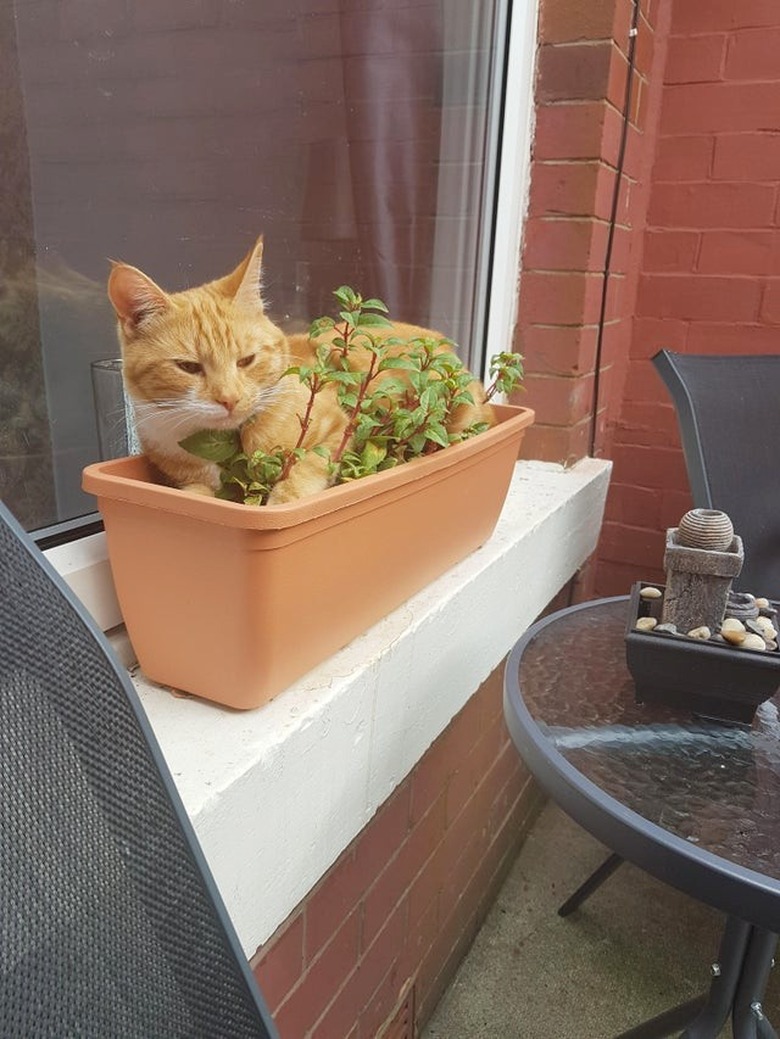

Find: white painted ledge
<box><xmin>126</xmin><ymin>457</ymin><xmax>610</xmax><ymax>956</ymax></box>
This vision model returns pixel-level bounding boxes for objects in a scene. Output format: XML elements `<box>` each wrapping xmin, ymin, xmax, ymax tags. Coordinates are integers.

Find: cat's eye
<box><xmin>175</xmin><ymin>360</ymin><xmax>203</xmax><ymax>375</ymax></box>
<box><xmin>236</xmin><ymin>354</ymin><xmax>255</xmax><ymax>369</ymax></box>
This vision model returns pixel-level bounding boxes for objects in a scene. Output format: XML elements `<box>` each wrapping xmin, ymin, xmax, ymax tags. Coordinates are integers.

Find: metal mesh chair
<box><xmin>653</xmin><ymin>349</ymin><xmax>780</xmax><ymax>597</ymax></box>
<box><xmin>0</xmin><ymin>501</ymin><xmax>278</xmax><ymax>1038</ymax></box>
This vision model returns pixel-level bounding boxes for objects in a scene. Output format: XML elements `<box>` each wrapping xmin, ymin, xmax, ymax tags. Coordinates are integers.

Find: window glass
<box><xmin>2</xmin><ymin>0</ymin><xmax>506</xmax><ymax>531</ymax></box>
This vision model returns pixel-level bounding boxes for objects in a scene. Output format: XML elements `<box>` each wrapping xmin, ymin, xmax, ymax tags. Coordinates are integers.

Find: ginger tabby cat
<box><xmin>107</xmin><ymin>237</ymin><xmax>495</xmax><ymax>503</ymax></box>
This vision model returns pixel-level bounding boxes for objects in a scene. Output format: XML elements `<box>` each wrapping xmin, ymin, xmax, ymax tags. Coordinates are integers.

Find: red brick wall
<box><xmin>250</xmin><ymin>666</ymin><xmax>543</xmax><ymax>1039</ymax></box>
<box><xmin>594</xmin><ymin>0</ymin><xmax>780</xmax><ymax>594</ymax></box>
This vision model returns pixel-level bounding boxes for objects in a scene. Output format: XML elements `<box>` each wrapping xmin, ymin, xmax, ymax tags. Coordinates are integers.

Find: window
<box><xmin>2</xmin><ymin>0</ymin><xmax>534</xmax><ymax>547</ymax></box>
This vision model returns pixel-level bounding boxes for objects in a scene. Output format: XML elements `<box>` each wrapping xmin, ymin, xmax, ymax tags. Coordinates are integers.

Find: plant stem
<box><xmin>332</xmin><ymin>351</ymin><xmax>380</xmax><ymax>463</ymax></box>
<box><xmin>279</xmin><ymin>374</ymin><xmax>321</xmax><ymax>482</ymax></box>
<box><xmin>336</xmin><ymin>320</ymin><xmax>353</xmax><ymax>358</ymax></box>
<box><xmin>294</xmin><ymin>375</ymin><xmax>321</xmax><ymax>450</ymax></box>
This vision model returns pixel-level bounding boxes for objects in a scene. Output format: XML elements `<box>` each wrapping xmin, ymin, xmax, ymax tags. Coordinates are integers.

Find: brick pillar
<box><xmin>517</xmin><ymin>0</ymin><xmax>665</xmax><ymax>472</ymax></box>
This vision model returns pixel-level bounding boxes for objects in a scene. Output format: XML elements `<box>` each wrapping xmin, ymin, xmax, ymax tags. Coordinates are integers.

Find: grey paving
<box><xmin>423</xmin><ymin>801</ymin><xmax>780</xmax><ymax>1039</ymax></box>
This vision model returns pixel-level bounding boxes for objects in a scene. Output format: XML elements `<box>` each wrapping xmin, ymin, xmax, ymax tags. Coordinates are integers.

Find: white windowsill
<box><xmin>106</xmin><ymin>458</ymin><xmax>610</xmax><ymax>956</ymax></box>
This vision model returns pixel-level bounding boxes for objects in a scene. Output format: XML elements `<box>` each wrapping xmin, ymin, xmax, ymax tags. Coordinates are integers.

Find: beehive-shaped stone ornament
<box><xmin>661</xmin><ymin>508</ymin><xmax>744</xmax><ymax>635</ymax></box>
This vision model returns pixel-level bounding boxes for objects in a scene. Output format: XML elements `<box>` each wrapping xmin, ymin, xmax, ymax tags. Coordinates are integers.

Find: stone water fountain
<box><xmin>661</xmin><ymin>508</ymin><xmax>744</xmax><ymax>635</ymax></box>
<box><xmin>625</xmin><ymin>507</ymin><xmax>780</xmax><ymax>724</ymax></box>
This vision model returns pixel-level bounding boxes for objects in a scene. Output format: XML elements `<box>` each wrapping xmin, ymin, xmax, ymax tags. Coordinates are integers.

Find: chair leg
<box><xmin>557</xmin><ymin>852</ymin><xmax>624</xmax><ymax>917</ymax></box>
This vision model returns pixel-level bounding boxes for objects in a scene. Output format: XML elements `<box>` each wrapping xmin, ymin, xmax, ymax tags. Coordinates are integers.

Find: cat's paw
<box><xmin>266</xmin><ymin>476</ymin><xmax>327</xmax><ymax>504</ymax></box>
<box><xmin>180</xmin><ymin>482</ymin><xmax>216</xmax><ymax>497</ymax></box>
<box><xmin>266</xmin><ymin>482</ymin><xmax>299</xmax><ymax>505</ymax></box>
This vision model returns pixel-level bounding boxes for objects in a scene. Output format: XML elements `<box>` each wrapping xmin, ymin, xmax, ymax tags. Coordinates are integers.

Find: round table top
<box><xmin>503</xmin><ymin>596</ymin><xmax>780</xmax><ymax>932</ymax></box>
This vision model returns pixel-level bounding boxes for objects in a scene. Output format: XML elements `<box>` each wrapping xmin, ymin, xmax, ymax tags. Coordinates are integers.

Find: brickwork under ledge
<box><xmin>126</xmin><ymin>457</ymin><xmax>610</xmax><ymax>1033</ymax></box>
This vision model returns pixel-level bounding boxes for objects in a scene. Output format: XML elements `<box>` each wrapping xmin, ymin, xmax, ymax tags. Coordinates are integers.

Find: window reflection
<box><xmin>2</xmin><ymin>0</ymin><xmax>503</xmax><ymax>530</ymax></box>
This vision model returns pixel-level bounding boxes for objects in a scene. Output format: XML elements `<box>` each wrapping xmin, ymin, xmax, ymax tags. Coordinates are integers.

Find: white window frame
<box><xmin>45</xmin><ymin>0</ymin><xmax>539</xmax><ymax>631</ymax></box>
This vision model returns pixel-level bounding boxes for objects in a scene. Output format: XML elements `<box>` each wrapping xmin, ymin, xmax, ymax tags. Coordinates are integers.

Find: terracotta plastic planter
<box><xmin>83</xmin><ymin>404</ymin><xmax>534</xmax><ymax>709</ymax></box>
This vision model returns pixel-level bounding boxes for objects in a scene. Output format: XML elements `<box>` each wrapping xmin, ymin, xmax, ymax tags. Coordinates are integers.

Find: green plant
<box><xmin>179</xmin><ymin>287</ymin><xmax>524</xmax><ymax>505</ymax></box>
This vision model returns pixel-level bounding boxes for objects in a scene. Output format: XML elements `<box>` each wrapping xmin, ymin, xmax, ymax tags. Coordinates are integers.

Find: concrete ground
<box><xmin>423</xmin><ymin>801</ymin><xmax>780</xmax><ymax>1039</ymax></box>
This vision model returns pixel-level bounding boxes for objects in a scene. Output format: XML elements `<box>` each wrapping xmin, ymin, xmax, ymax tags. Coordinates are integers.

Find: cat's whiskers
<box><xmin>133</xmin><ymin>399</ymin><xmax>189</xmax><ymax>422</ymax></box>
<box><xmin>96</xmin><ymin>402</ymin><xmax>132</xmax><ymax>434</ymax></box>
<box><xmin>248</xmin><ymin>381</ymin><xmax>286</xmax><ymax>416</ymax></box>
<box><xmin>137</xmin><ymin>396</ymin><xmax>233</xmax><ymax>423</ymax></box>
<box><xmin>133</xmin><ymin>400</ymin><xmax>208</xmax><ymax>438</ymax></box>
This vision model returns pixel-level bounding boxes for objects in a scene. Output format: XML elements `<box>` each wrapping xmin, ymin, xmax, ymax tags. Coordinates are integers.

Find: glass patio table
<box><xmin>504</xmin><ymin>596</ymin><xmax>780</xmax><ymax>1039</ymax></box>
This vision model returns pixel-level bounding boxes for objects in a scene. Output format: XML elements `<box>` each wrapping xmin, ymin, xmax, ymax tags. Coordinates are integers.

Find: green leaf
<box><xmin>409</xmin><ymin>405</ymin><xmax>427</xmax><ymax>427</ymax></box>
<box><xmin>356</xmin><ymin>312</ymin><xmax>393</xmax><ymax>328</ymax></box>
<box><xmin>488</xmin><ymin>352</ymin><xmax>525</xmax><ymax>397</ymax></box>
<box><xmin>308</xmin><ymin>316</ymin><xmax>335</xmax><ymax>337</ymax></box>
<box><xmin>353</xmin><ymin>411</ymin><xmax>379</xmax><ymax>437</ymax></box>
<box><xmin>311</xmin><ymin>444</ymin><xmax>331</xmax><ymax>459</ymax></box>
<box><xmin>419</xmin><ymin>386</ymin><xmax>436</xmax><ymax>411</ymax></box>
<box><xmin>333</xmin><ymin>285</ymin><xmax>358</xmax><ymax>308</ymax></box>
<box><xmin>378</xmin><ymin>356</ymin><xmax>416</xmax><ymax>371</ymax></box>
<box><xmin>288</xmin><ymin>364</ymin><xmax>313</xmax><ymax>384</ymax></box>
<box><xmin>392</xmin><ymin>413</ymin><xmax>414</xmax><ymax>439</ymax></box>
<box><xmin>371</xmin><ymin>376</ymin><xmax>405</xmax><ymax>397</ymax></box>
<box><xmin>355</xmin><ymin>334</ymin><xmax>382</xmax><ymax>354</ymax></box>
<box><xmin>429</xmin><ymin>353</ymin><xmax>462</xmax><ymax>377</ymax></box>
<box><xmin>361</xmin><ymin>297</ymin><xmax>389</xmax><ymax>313</ymax></box>
<box><xmin>361</xmin><ymin>440</ymin><xmax>387</xmax><ymax>470</ymax></box>
<box><xmin>425</xmin><ymin>423</ymin><xmax>450</xmax><ymax>448</ymax></box>
<box><xmin>328</xmin><ymin>370</ymin><xmax>363</xmax><ymax>385</ymax></box>
<box><xmin>339</xmin><ymin>391</ymin><xmax>359</xmax><ymax>409</ymax></box>
<box><xmin>179</xmin><ymin>428</ymin><xmax>241</xmax><ymax>463</ymax></box>
<box><xmin>409</xmin><ymin>371</ymin><xmax>427</xmax><ymax>395</ymax></box>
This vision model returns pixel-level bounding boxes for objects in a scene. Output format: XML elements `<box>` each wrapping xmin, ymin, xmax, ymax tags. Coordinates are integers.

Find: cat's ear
<box><xmin>219</xmin><ymin>236</ymin><xmax>265</xmax><ymax>309</ymax></box>
<box><xmin>108</xmin><ymin>263</ymin><xmax>169</xmax><ymax>334</ymax></box>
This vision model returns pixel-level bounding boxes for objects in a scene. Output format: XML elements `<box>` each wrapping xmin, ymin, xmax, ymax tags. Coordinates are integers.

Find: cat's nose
<box><xmin>216</xmin><ymin>397</ymin><xmax>238</xmax><ymax>414</ymax></box>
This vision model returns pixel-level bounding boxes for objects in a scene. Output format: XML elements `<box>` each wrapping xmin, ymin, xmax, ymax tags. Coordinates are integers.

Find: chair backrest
<box><xmin>653</xmin><ymin>349</ymin><xmax>780</xmax><ymax>597</ymax></box>
<box><xmin>0</xmin><ymin>501</ymin><xmax>278</xmax><ymax>1038</ymax></box>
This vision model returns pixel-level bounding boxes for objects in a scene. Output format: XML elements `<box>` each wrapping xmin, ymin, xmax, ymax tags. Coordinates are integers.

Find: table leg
<box><xmin>557</xmin><ymin>852</ymin><xmax>624</xmax><ymax>917</ymax></box>
<box><xmin>612</xmin><ymin>997</ymin><xmax>707</xmax><ymax>1039</ymax></box>
<box><xmin>612</xmin><ymin>916</ymin><xmax>751</xmax><ymax>1039</ymax></box>
<box><xmin>731</xmin><ymin>928</ymin><xmax>778</xmax><ymax>1039</ymax></box>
